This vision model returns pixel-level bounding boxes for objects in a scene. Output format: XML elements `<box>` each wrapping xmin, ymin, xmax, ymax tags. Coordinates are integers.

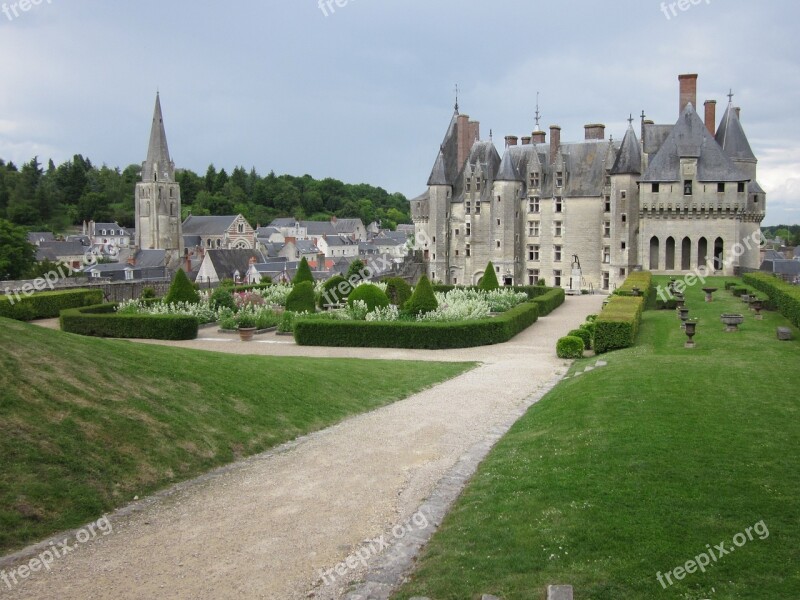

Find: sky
<box><xmin>0</xmin><ymin>0</ymin><xmax>798</xmax><ymax>225</ymax></box>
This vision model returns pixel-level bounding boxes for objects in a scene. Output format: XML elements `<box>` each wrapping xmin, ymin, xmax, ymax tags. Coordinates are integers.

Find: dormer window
<box><xmin>530</xmin><ymin>173</ymin><xmax>540</xmax><ymax>188</ymax></box>
<box><xmin>556</xmin><ymin>172</ymin><xmax>564</xmax><ymax>188</ymax></box>
<box><xmin>466</xmin><ymin>180</ymin><xmax>471</xmax><ymax>192</ymax></box>
<box><xmin>684</xmin><ymin>180</ymin><xmax>693</xmax><ymax>196</ymax></box>
<box><xmin>555</xmin><ymin>197</ymin><xmax>563</xmax><ymax>213</ymax></box>
<box><xmin>476</xmin><ymin>180</ymin><xmax>481</xmax><ymax>192</ymax></box>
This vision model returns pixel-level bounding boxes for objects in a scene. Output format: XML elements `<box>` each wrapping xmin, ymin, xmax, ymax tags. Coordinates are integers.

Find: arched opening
<box><xmin>665</xmin><ymin>237</ymin><xmax>676</xmax><ymax>270</ymax></box>
<box><xmin>713</xmin><ymin>237</ymin><xmax>724</xmax><ymax>270</ymax></box>
<box><xmin>697</xmin><ymin>237</ymin><xmax>708</xmax><ymax>269</ymax></box>
<box><xmin>681</xmin><ymin>237</ymin><xmax>692</xmax><ymax>270</ymax></box>
<box><xmin>649</xmin><ymin>236</ymin><xmax>660</xmax><ymax>270</ymax></box>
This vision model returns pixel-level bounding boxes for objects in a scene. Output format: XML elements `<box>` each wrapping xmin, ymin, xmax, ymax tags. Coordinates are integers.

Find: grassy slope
<box><xmin>0</xmin><ymin>319</ymin><xmax>474</xmax><ymax>555</ymax></box>
<box><xmin>396</xmin><ymin>277</ymin><xmax>800</xmax><ymax>600</ymax></box>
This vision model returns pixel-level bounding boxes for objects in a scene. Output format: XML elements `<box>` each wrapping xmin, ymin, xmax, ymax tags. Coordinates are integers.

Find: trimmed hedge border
<box><xmin>0</xmin><ymin>288</ymin><xmax>104</xmax><ymax>321</ymax></box>
<box><xmin>743</xmin><ymin>272</ymin><xmax>800</xmax><ymax>328</ymax></box>
<box><xmin>294</xmin><ymin>301</ymin><xmax>540</xmax><ymax>349</ymax></box>
<box><xmin>594</xmin><ymin>295</ymin><xmax>645</xmax><ymax>354</ymax></box>
<box><xmin>615</xmin><ymin>271</ymin><xmax>656</xmax><ymax>309</ymax></box>
<box><xmin>60</xmin><ymin>304</ymin><xmax>199</xmax><ymax>340</ymax></box>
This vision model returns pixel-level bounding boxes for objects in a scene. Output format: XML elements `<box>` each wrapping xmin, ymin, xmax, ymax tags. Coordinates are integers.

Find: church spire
<box><xmin>142</xmin><ymin>93</ymin><xmax>174</xmax><ymax>183</ymax></box>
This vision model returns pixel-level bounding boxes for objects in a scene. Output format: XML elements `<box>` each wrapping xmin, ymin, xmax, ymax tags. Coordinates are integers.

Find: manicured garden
<box><xmin>0</xmin><ymin>317</ymin><xmax>475</xmax><ymax>555</ymax></box>
<box><xmin>395</xmin><ymin>276</ymin><xmax>800</xmax><ymax>599</ymax></box>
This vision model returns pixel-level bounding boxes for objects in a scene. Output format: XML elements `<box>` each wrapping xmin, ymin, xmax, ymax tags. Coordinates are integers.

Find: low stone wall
<box><xmin>0</xmin><ymin>278</ymin><xmax>171</xmax><ymax>303</ymax></box>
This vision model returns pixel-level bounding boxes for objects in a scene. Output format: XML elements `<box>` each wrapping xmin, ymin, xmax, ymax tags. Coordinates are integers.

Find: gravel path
<box><xmin>6</xmin><ymin>295</ymin><xmax>604</xmax><ymax>599</ymax></box>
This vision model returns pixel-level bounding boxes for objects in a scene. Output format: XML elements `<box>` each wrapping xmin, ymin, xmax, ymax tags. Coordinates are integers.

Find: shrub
<box><xmin>260</xmin><ymin>275</ymin><xmax>273</xmax><ymax>284</ymax></box>
<box><xmin>295</xmin><ymin>301</ymin><xmax>539</xmax><ymax>349</ymax></box>
<box><xmin>743</xmin><ymin>272</ymin><xmax>800</xmax><ymax>328</ymax></box>
<box><xmin>594</xmin><ymin>295</ymin><xmax>645</xmax><ymax>354</ymax></box>
<box><xmin>60</xmin><ymin>304</ymin><xmax>198</xmax><ymax>340</ymax></box>
<box><xmin>346</xmin><ymin>259</ymin><xmax>367</xmax><ymax>283</ymax></box>
<box><xmin>568</xmin><ymin>328</ymin><xmax>592</xmax><ymax>350</ymax></box>
<box><xmin>285</xmin><ymin>281</ymin><xmax>316</xmax><ymax>314</ymax></box>
<box><xmin>656</xmin><ymin>299</ymin><xmax>678</xmax><ymax>310</ymax></box>
<box><xmin>319</xmin><ymin>275</ymin><xmax>349</xmax><ymax>308</ymax></box>
<box><xmin>0</xmin><ymin>288</ymin><xmax>104</xmax><ymax>320</ymax></box>
<box><xmin>405</xmin><ymin>275</ymin><xmax>438</xmax><ymax>315</ymax></box>
<box><xmin>164</xmin><ymin>269</ymin><xmax>200</xmax><ymax>304</ymax></box>
<box><xmin>348</xmin><ymin>284</ymin><xmax>390</xmax><ymax>312</ymax></box>
<box><xmin>478</xmin><ymin>262</ymin><xmax>500</xmax><ymax>291</ymax></box>
<box><xmin>384</xmin><ymin>277</ymin><xmax>413</xmax><ymax>307</ymax></box>
<box><xmin>140</xmin><ymin>287</ymin><xmax>157</xmax><ymax>300</ymax></box>
<box><xmin>210</xmin><ymin>288</ymin><xmax>236</xmax><ymax>311</ymax></box>
<box><xmin>292</xmin><ymin>257</ymin><xmax>314</xmax><ymax>285</ymax></box>
<box><xmin>557</xmin><ymin>336</ymin><xmax>585</xmax><ymax>359</ymax></box>
<box><xmin>732</xmin><ymin>286</ymin><xmax>749</xmax><ymax>297</ymax></box>
<box><xmin>531</xmin><ymin>288</ymin><xmax>565</xmax><ymax>316</ymax></box>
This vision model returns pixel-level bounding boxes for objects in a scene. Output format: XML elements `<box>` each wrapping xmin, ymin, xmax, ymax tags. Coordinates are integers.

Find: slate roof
<box><xmin>270</xmin><ymin>218</ymin><xmax>298</xmax><ymax>228</ymax></box>
<box><xmin>643</xmin><ymin>124</ymin><xmax>673</xmax><ymax>155</ymax></box>
<box><xmin>27</xmin><ymin>232</ymin><xmax>55</xmax><ymax>245</ymax></box>
<box><xmin>182</xmin><ymin>215</ymin><xmax>238</xmax><ymax>236</ymax></box>
<box><xmin>133</xmin><ymin>249</ymin><xmax>167</xmax><ymax>268</ymax></box>
<box><xmin>93</xmin><ymin>223</ymin><xmax>128</xmax><ymax>235</ymax></box>
<box><xmin>641</xmin><ymin>104</ymin><xmax>747</xmax><ymax>183</ymax></box>
<box><xmin>611</xmin><ymin>125</ymin><xmax>642</xmax><ymax>175</ymax></box>
<box><xmin>427</xmin><ymin>111</ymin><xmax>461</xmax><ymax>186</ymax></box>
<box><xmin>255</xmin><ymin>226</ymin><xmax>280</xmax><ymax>237</ymax></box>
<box><xmin>716</xmin><ymin>103</ymin><xmax>756</xmax><ymax>162</ymax></box>
<box><xmin>38</xmin><ymin>241</ymin><xmax>88</xmax><ymax>257</ymax></box>
<box><xmin>142</xmin><ymin>93</ymin><xmax>173</xmax><ymax>182</ymax></box>
<box><xmin>760</xmin><ymin>259</ymin><xmax>800</xmax><ymax>276</ymax></box>
<box><xmin>292</xmin><ymin>240</ymin><xmax>320</xmax><ymax>254</ymax></box>
<box><xmin>324</xmin><ymin>235</ymin><xmax>359</xmax><ymax>247</ymax></box>
<box><xmin>206</xmin><ymin>249</ymin><xmax>266</xmax><ymax>279</ymax></box>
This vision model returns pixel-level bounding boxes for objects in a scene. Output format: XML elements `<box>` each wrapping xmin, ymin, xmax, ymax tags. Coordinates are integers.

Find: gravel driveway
<box><xmin>4</xmin><ymin>295</ymin><xmax>604</xmax><ymax>599</ymax></box>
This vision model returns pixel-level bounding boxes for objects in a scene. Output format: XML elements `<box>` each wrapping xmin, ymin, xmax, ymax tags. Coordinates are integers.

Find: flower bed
<box><xmin>60</xmin><ymin>303</ymin><xmax>199</xmax><ymax>340</ymax></box>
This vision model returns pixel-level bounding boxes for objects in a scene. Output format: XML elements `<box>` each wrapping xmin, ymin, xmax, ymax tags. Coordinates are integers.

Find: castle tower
<box><xmin>135</xmin><ymin>93</ymin><xmax>183</xmax><ymax>263</ymax></box>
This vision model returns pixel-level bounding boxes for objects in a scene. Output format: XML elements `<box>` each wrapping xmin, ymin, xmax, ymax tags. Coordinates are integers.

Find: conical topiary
<box><xmin>292</xmin><ymin>256</ymin><xmax>314</xmax><ymax>285</ymax></box>
<box><xmin>164</xmin><ymin>269</ymin><xmax>200</xmax><ymax>304</ymax></box>
<box><xmin>478</xmin><ymin>262</ymin><xmax>500</xmax><ymax>291</ymax></box>
<box><xmin>405</xmin><ymin>275</ymin><xmax>438</xmax><ymax>315</ymax></box>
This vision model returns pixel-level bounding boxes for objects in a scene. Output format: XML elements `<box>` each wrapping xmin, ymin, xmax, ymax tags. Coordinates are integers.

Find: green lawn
<box><xmin>0</xmin><ymin>318</ymin><xmax>475</xmax><ymax>555</ymax></box>
<box><xmin>395</xmin><ymin>277</ymin><xmax>800</xmax><ymax>600</ymax></box>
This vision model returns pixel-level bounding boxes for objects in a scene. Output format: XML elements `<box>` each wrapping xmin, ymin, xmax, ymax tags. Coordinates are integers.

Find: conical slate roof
<box><xmin>427</xmin><ymin>111</ymin><xmax>461</xmax><ymax>186</ymax></box>
<box><xmin>610</xmin><ymin>125</ymin><xmax>641</xmax><ymax>175</ymax></box>
<box><xmin>715</xmin><ymin>103</ymin><xmax>756</xmax><ymax>162</ymax></box>
<box><xmin>142</xmin><ymin>93</ymin><xmax>174</xmax><ymax>183</ymax></box>
<box><xmin>496</xmin><ymin>148</ymin><xmax>523</xmax><ymax>182</ymax></box>
<box><xmin>641</xmin><ymin>103</ymin><xmax>746</xmax><ymax>182</ymax></box>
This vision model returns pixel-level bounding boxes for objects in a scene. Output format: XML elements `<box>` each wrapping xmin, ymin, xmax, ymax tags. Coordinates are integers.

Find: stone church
<box><xmin>410</xmin><ymin>74</ymin><xmax>766</xmax><ymax>290</ymax></box>
<box><xmin>134</xmin><ymin>93</ymin><xmax>183</xmax><ymax>267</ymax></box>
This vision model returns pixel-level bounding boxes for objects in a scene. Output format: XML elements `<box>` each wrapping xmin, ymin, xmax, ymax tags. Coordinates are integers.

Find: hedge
<box><xmin>60</xmin><ymin>304</ymin><xmax>199</xmax><ymax>340</ymax></box>
<box><xmin>531</xmin><ymin>287</ymin><xmax>566</xmax><ymax>316</ymax></box>
<box><xmin>294</xmin><ymin>301</ymin><xmax>540</xmax><ymax>349</ymax></box>
<box><xmin>743</xmin><ymin>272</ymin><xmax>800</xmax><ymax>328</ymax></box>
<box><xmin>0</xmin><ymin>288</ymin><xmax>104</xmax><ymax>321</ymax></box>
<box><xmin>557</xmin><ymin>336</ymin><xmax>585</xmax><ymax>359</ymax></box>
<box><xmin>568</xmin><ymin>328</ymin><xmax>592</xmax><ymax>350</ymax></box>
<box><xmin>594</xmin><ymin>295</ymin><xmax>645</xmax><ymax>354</ymax></box>
<box><xmin>615</xmin><ymin>271</ymin><xmax>656</xmax><ymax>309</ymax></box>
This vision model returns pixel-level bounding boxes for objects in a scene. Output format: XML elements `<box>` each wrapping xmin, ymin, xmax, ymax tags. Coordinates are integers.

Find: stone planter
<box><xmin>238</xmin><ymin>327</ymin><xmax>257</xmax><ymax>341</ymax></box>
<box><xmin>679</xmin><ymin>307</ymin><xmax>690</xmax><ymax>328</ymax></box>
<box><xmin>720</xmin><ymin>314</ymin><xmax>744</xmax><ymax>333</ymax></box>
<box><xmin>741</xmin><ymin>294</ymin><xmax>750</xmax><ymax>304</ymax></box>
<box><xmin>702</xmin><ymin>287</ymin><xmax>718</xmax><ymax>302</ymax></box>
<box><xmin>684</xmin><ymin>320</ymin><xmax>697</xmax><ymax>348</ymax></box>
<box><xmin>751</xmin><ymin>300</ymin><xmax>764</xmax><ymax>320</ymax></box>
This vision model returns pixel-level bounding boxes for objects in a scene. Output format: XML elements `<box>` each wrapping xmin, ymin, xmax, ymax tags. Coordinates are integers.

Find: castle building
<box><xmin>134</xmin><ymin>93</ymin><xmax>183</xmax><ymax>266</ymax></box>
<box><xmin>410</xmin><ymin>74</ymin><xmax>766</xmax><ymax>290</ymax></box>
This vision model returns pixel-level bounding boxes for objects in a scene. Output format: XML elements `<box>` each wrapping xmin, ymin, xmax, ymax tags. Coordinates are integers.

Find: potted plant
<box><xmin>236</xmin><ymin>312</ymin><xmax>257</xmax><ymax>341</ymax></box>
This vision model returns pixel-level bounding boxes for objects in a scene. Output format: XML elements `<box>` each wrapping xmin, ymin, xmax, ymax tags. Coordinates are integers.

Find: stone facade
<box><xmin>412</xmin><ymin>74</ymin><xmax>766</xmax><ymax>290</ymax></box>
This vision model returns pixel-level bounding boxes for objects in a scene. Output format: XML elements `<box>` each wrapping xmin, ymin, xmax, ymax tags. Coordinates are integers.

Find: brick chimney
<box><xmin>505</xmin><ymin>135</ymin><xmax>519</xmax><ymax>148</ymax></box>
<box><xmin>127</xmin><ymin>254</ymin><xmax>136</xmax><ymax>267</ymax></box>
<box><xmin>679</xmin><ymin>73</ymin><xmax>698</xmax><ymax>114</ymax></box>
<box><xmin>584</xmin><ymin>124</ymin><xmax>606</xmax><ymax>140</ymax></box>
<box><xmin>531</xmin><ymin>130</ymin><xmax>546</xmax><ymax>144</ymax></box>
<box><xmin>704</xmin><ymin>100</ymin><xmax>716</xmax><ymax>136</ymax></box>
<box><xmin>185</xmin><ymin>252</ymin><xmax>192</xmax><ymax>273</ymax></box>
<box><xmin>521</xmin><ymin>136</ymin><xmax>532</xmax><ymax>145</ymax></box>
<box><xmin>549</xmin><ymin>125</ymin><xmax>561</xmax><ymax>165</ymax></box>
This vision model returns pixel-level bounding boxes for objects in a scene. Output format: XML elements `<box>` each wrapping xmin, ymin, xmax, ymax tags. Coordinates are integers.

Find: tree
<box><xmin>405</xmin><ymin>275</ymin><xmax>438</xmax><ymax>315</ymax></box>
<box><xmin>348</xmin><ymin>284</ymin><xmax>390</xmax><ymax>312</ymax></box>
<box><xmin>292</xmin><ymin>256</ymin><xmax>314</xmax><ymax>285</ymax></box>
<box><xmin>479</xmin><ymin>262</ymin><xmax>500</xmax><ymax>291</ymax></box>
<box><xmin>346</xmin><ymin>259</ymin><xmax>366</xmax><ymax>282</ymax></box>
<box><xmin>285</xmin><ymin>281</ymin><xmax>316</xmax><ymax>313</ymax></box>
<box><xmin>0</xmin><ymin>219</ymin><xmax>36</xmax><ymax>280</ymax></box>
<box><xmin>164</xmin><ymin>269</ymin><xmax>200</xmax><ymax>304</ymax></box>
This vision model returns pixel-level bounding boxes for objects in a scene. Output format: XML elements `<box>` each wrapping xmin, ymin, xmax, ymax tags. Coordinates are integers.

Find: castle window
<box><xmin>466</xmin><ymin>201</ymin><xmax>471</xmax><ymax>214</ymax></box>
<box><xmin>652</xmin><ymin>183</ymin><xmax>660</xmax><ymax>193</ymax></box>
<box><xmin>528</xmin><ymin>269</ymin><xmax>540</xmax><ymax>285</ymax></box>
<box><xmin>496</xmin><ymin>218</ymin><xmax>501</xmax><ymax>226</ymax></box>
<box><xmin>717</xmin><ymin>182</ymin><xmax>725</xmax><ymax>193</ymax></box>
<box><xmin>466</xmin><ymin>181</ymin><xmax>471</xmax><ymax>192</ymax></box>
<box><xmin>529</xmin><ymin>221</ymin><xmax>540</xmax><ymax>237</ymax></box>
<box><xmin>475</xmin><ymin>201</ymin><xmax>481</xmax><ymax>214</ymax></box>
<box><xmin>555</xmin><ymin>197</ymin><xmax>563</xmax><ymax>213</ymax></box>
<box><xmin>554</xmin><ymin>245</ymin><xmax>562</xmax><ymax>262</ymax></box>
<box><xmin>476</xmin><ymin>180</ymin><xmax>481</xmax><ymax>192</ymax></box>
<box><xmin>496</xmin><ymin>266</ymin><xmax>500</xmax><ymax>273</ymax></box>
<box><xmin>466</xmin><ymin>223</ymin><xmax>471</xmax><ymax>236</ymax></box>
<box><xmin>754</xmin><ymin>196</ymin><xmax>759</xmax><ymax>203</ymax></box>
<box><xmin>603</xmin><ymin>247</ymin><xmax>610</xmax><ymax>263</ymax></box>
<box><xmin>529</xmin><ymin>197</ymin><xmax>540</xmax><ymax>213</ymax></box>
<box><xmin>432</xmin><ymin>236</ymin><xmax>436</xmax><ymax>243</ymax></box>
<box><xmin>621</xmin><ymin>241</ymin><xmax>626</xmax><ymax>250</ymax></box>
<box><xmin>455</xmin><ymin>250</ymin><xmax>459</xmax><ymax>256</ymax></box>
<box><xmin>170</xmin><ymin>202</ymin><xmax>176</xmax><ymax>216</ymax></box>
<box><xmin>454</xmin><ymin>229</ymin><xmax>459</xmax><ymax>236</ymax></box>
<box><xmin>604</xmin><ymin>221</ymin><xmax>611</xmax><ymax>237</ymax></box>
<box><xmin>554</xmin><ymin>221</ymin><xmax>563</xmax><ymax>237</ymax></box>
<box><xmin>738</xmin><ymin>182</ymin><xmax>746</xmax><ymax>193</ymax></box>
<box><xmin>554</xmin><ymin>270</ymin><xmax>562</xmax><ymax>287</ymax></box>
<box><xmin>619</xmin><ymin>268</ymin><xmax>626</xmax><ymax>277</ymax></box>
<box><xmin>170</xmin><ymin>187</ymin><xmax>174</xmax><ymax>198</ymax></box>
<box><xmin>602</xmin><ymin>272</ymin><xmax>610</xmax><ymax>290</ymax></box>
<box><xmin>531</xmin><ymin>173</ymin><xmax>540</xmax><ymax>188</ymax></box>
<box><xmin>604</xmin><ymin>197</ymin><xmax>611</xmax><ymax>212</ymax></box>
<box><xmin>621</xmin><ymin>190</ymin><xmax>627</xmax><ymax>199</ymax></box>
<box><xmin>529</xmin><ymin>245</ymin><xmax>540</xmax><ymax>261</ymax></box>
<box><xmin>684</xmin><ymin>180</ymin><xmax>693</xmax><ymax>196</ymax></box>
<box><xmin>496</xmin><ymin>240</ymin><xmax>501</xmax><ymax>249</ymax></box>
<box><xmin>496</xmin><ymin>196</ymin><xmax>500</xmax><ymax>204</ymax></box>
<box><xmin>556</xmin><ymin>172</ymin><xmax>563</xmax><ymax>188</ymax></box>
<box><xmin>466</xmin><ymin>243</ymin><xmax>471</xmax><ymax>257</ymax></box>
<box><xmin>622</xmin><ymin>213</ymin><xmax>627</xmax><ymax>223</ymax></box>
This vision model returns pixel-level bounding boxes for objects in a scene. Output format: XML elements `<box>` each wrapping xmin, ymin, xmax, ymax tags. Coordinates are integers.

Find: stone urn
<box><xmin>751</xmin><ymin>299</ymin><xmax>764</xmax><ymax>320</ymax></box>
<box><xmin>702</xmin><ymin>287</ymin><xmax>718</xmax><ymax>302</ymax></box>
<box><xmin>679</xmin><ymin>307</ymin><xmax>690</xmax><ymax>328</ymax></box>
<box><xmin>631</xmin><ymin>286</ymin><xmax>641</xmax><ymax>297</ymax></box>
<box><xmin>238</xmin><ymin>327</ymin><xmax>257</xmax><ymax>341</ymax></box>
<box><xmin>684</xmin><ymin>320</ymin><xmax>697</xmax><ymax>348</ymax></box>
<box><xmin>675</xmin><ymin>295</ymin><xmax>686</xmax><ymax>310</ymax></box>
<box><xmin>720</xmin><ymin>313</ymin><xmax>744</xmax><ymax>333</ymax></box>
